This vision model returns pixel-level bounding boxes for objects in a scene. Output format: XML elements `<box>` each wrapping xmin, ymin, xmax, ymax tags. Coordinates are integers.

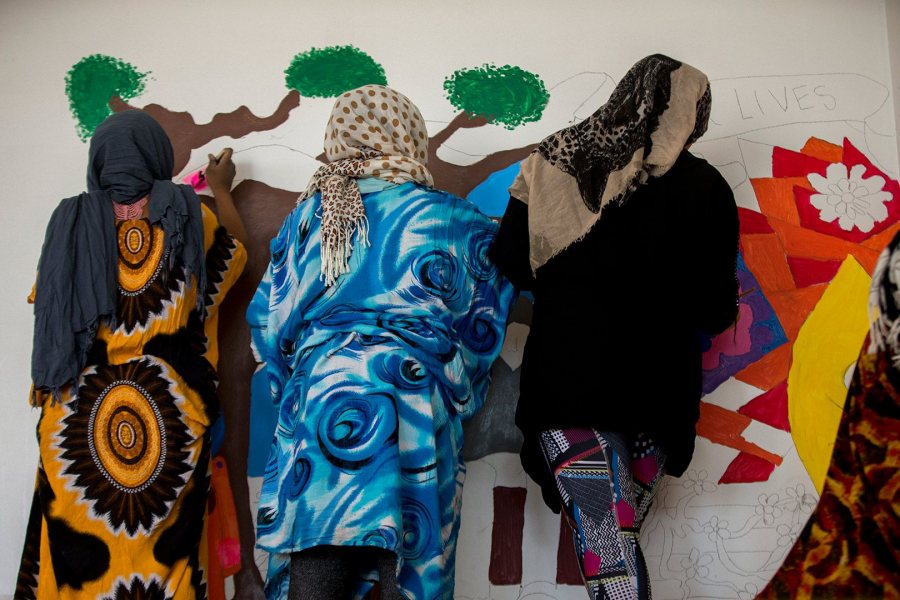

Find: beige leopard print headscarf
<box><xmin>510</xmin><ymin>55</ymin><xmax>710</xmax><ymax>272</ymax></box>
<box><xmin>300</xmin><ymin>84</ymin><xmax>434</xmax><ymax>286</ymax></box>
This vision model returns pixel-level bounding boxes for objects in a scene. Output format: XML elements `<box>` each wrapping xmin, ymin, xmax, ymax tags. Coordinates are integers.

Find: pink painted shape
<box><xmin>217</xmin><ymin>538</ymin><xmax>242</xmax><ymax>571</ymax></box>
<box><xmin>702</xmin><ymin>303</ymin><xmax>753</xmax><ymax>370</ymax></box>
<box><xmin>719</xmin><ymin>451</ymin><xmax>777</xmax><ymax>484</ymax></box>
<box><xmin>183</xmin><ymin>168</ymin><xmax>209</xmax><ymax>191</ymax></box>
<box><xmin>738</xmin><ymin>380</ymin><xmax>791</xmax><ymax>432</ymax></box>
<box><xmin>786</xmin><ymin>257</ymin><xmax>842</xmax><ymax>288</ymax></box>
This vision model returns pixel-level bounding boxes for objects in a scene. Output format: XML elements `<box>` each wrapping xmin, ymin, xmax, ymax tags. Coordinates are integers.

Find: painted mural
<box><xmin>59</xmin><ymin>44</ymin><xmax>897</xmax><ymax>599</ymax></box>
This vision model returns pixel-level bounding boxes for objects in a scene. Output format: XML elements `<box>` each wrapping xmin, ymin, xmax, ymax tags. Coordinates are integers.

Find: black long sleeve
<box><xmin>489</xmin><ymin>197</ymin><xmax>536</xmax><ymax>291</ymax></box>
<box><xmin>691</xmin><ymin>174</ymin><xmax>740</xmax><ymax>336</ymax></box>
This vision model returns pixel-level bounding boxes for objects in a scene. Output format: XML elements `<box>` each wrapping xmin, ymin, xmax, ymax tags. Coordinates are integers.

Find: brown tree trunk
<box><xmin>205</xmin><ymin>179</ymin><xmax>299</xmax><ymax>596</ymax></box>
<box><xmin>427</xmin><ymin>111</ymin><xmax>536</xmax><ymax>198</ymax></box>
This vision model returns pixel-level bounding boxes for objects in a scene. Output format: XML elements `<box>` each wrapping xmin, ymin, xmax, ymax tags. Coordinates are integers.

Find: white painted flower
<box><xmin>808</xmin><ymin>163</ymin><xmax>892</xmax><ymax>233</ymax></box>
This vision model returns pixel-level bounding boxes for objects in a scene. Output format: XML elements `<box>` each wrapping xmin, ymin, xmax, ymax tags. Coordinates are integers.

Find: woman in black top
<box><xmin>489</xmin><ymin>55</ymin><xmax>739</xmax><ymax>600</ymax></box>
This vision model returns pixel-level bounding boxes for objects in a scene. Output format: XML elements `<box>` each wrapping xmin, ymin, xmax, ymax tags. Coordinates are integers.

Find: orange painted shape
<box><xmin>751</xmin><ymin>177</ymin><xmax>810</xmax><ymax>225</ymax></box>
<box><xmin>767</xmin><ymin>216</ymin><xmax>881</xmax><ymax>271</ymax></box>
<box><xmin>735</xmin><ymin>344</ymin><xmax>792</xmax><ymax>391</ymax></box>
<box><xmin>799</xmin><ymin>137</ymin><xmax>843</xmax><ymax>163</ymax></box>
<box><xmin>861</xmin><ymin>221</ymin><xmax>900</xmax><ymax>258</ymax></box>
<box><xmin>741</xmin><ymin>233</ymin><xmax>795</xmax><ymax>292</ymax></box>
<box><xmin>696</xmin><ymin>402</ymin><xmax>783</xmax><ymax>466</ymax></box>
<box><xmin>766</xmin><ymin>287</ymin><xmax>827</xmax><ymax>340</ymax></box>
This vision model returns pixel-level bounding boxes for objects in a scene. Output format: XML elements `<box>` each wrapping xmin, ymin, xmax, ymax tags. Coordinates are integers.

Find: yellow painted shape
<box><xmin>788</xmin><ymin>257</ymin><xmax>870</xmax><ymax>495</ymax></box>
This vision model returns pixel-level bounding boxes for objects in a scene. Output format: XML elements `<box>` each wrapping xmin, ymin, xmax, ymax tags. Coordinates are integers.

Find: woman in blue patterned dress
<box><xmin>247</xmin><ymin>85</ymin><xmax>515</xmax><ymax>599</ymax></box>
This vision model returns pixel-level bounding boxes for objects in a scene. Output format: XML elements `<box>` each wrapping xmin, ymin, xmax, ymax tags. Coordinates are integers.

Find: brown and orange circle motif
<box><xmin>59</xmin><ymin>359</ymin><xmax>194</xmax><ymax>536</ymax></box>
<box><xmin>117</xmin><ymin>218</ymin><xmax>166</xmax><ymax>295</ymax></box>
<box><xmin>114</xmin><ymin>219</ymin><xmax>184</xmax><ymax>332</ymax></box>
<box><xmin>89</xmin><ymin>380</ymin><xmax>164</xmax><ymax>492</ymax></box>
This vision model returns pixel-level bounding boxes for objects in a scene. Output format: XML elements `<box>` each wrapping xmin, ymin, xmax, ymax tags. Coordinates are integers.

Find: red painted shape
<box><xmin>556</xmin><ymin>515</ymin><xmax>583</xmax><ymax>585</ymax></box>
<box><xmin>786</xmin><ymin>256</ymin><xmax>843</xmax><ymax>288</ymax></box>
<box><xmin>489</xmin><ymin>486</ymin><xmax>527</xmax><ymax>585</ymax></box>
<box><xmin>772</xmin><ymin>146</ymin><xmax>830</xmax><ymax>178</ymax></box>
<box><xmin>790</xmin><ymin>138</ymin><xmax>900</xmax><ymax>244</ymax></box>
<box><xmin>719</xmin><ymin>451</ymin><xmax>778</xmax><ymax>484</ymax></box>
<box><xmin>795</xmin><ymin>185</ymin><xmax>876</xmax><ymax>244</ymax></box>
<box><xmin>843</xmin><ymin>137</ymin><xmax>891</xmax><ymax>180</ymax></box>
<box><xmin>739</xmin><ymin>207</ymin><xmax>774</xmax><ymax>234</ymax></box>
<box><xmin>738</xmin><ymin>380</ymin><xmax>791</xmax><ymax>432</ymax></box>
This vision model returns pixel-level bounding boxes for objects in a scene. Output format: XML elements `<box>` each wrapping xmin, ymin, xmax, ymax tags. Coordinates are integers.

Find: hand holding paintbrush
<box><xmin>204</xmin><ymin>148</ymin><xmax>235</xmax><ymax>194</ymax></box>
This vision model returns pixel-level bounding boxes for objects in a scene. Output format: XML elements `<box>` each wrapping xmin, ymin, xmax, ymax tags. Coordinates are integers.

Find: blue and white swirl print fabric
<box><xmin>247</xmin><ymin>181</ymin><xmax>515</xmax><ymax>599</ymax></box>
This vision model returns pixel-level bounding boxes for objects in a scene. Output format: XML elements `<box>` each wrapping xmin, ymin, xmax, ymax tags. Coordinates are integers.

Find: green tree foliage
<box><xmin>65</xmin><ymin>54</ymin><xmax>149</xmax><ymax>141</ymax></box>
<box><xmin>443</xmin><ymin>64</ymin><xmax>549</xmax><ymax>129</ymax></box>
<box><xmin>284</xmin><ymin>46</ymin><xmax>387</xmax><ymax>98</ymax></box>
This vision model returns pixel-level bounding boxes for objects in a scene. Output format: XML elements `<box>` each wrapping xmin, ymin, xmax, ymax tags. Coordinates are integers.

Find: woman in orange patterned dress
<box><xmin>16</xmin><ymin>111</ymin><xmax>247</xmax><ymax>599</ymax></box>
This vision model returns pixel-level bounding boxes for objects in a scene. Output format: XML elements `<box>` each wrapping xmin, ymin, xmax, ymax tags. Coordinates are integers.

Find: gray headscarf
<box><xmin>31</xmin><ymin>110</ymin><xmax>206</xmax><ymax>403</ymax></box>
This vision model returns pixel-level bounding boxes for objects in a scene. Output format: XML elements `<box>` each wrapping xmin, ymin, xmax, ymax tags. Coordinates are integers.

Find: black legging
<box><xmin>289</xmin><ymin>546</ymin><xmax>405</xmax><ymax>600</ymax></box>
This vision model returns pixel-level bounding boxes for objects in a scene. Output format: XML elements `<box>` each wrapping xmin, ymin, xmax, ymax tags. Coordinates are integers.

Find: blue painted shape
<box><xmin>210</xmin><ymin>415</ymin><xmax>225</xmax><ymax>456</ymax></box>
<box><xmin>465</xmin><ymin>161</ymin><xmax>522</xmax><ymax>218</ymax></box>
<box><xmin>248</xmin><ymin>368</ymin><xmax>278</xmax><ymax>477</ymax></box>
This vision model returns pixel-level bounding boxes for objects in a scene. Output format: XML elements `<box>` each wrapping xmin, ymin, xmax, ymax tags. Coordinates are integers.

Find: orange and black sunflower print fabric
<box><xmin>16</xmin><ymin>204</ymin><xmax>245</xmax><ymax>600</ymax></box>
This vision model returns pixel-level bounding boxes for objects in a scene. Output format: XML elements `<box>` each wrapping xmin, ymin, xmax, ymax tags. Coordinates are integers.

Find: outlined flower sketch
<box><xmin>683</xmin><ymin>469</ymin><xmax>717</xmax><ymax>496</ymax></box>
<box><xmin>784</xmin><ymin>483</ymin><xmax>817</xmax><ymax>513</ymax></box>
<box><xmin>808</xmin><ymin>163</ymin><xmax>892</xmax><ymax>232</ymax></box>
<box><xmin>702</xmin><ymin>515</ymin><xmax>731</xmax><ymax>542</ymax></box>
<box><xmin>755</xmin><ymin>493</ymin><xmax>784</xmax><ymax>525</ymax></box>
<box><xmin>776</xmin><ymin>522</ymin><xmax>802</xmax><ymax>547</ymax></box>
<box><xmin>680</xmin><ymin>548</ymin><xmax>713</xmax><ymax>580</ymax></box>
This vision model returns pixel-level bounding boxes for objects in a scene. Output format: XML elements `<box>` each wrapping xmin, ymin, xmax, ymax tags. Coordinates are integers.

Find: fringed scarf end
<box><xmin>320</xmin><ymin>216</ymin><xmax>369</xmax><ymax>287</ymax></box>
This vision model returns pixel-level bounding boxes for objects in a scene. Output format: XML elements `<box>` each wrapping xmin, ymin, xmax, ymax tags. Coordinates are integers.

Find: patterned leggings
<box><xmin>539</xmin><ymin>429</ymin><xmax>666</xmax><ymax>600</ymax></box>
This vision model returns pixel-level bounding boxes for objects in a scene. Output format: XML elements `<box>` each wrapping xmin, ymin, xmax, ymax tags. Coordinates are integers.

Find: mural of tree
<box><xmin>65</xmin><ymin>54</ymin><xmax>149</xmax><ymax>140</ymax></box>
<box><xmin>444</xmin><ymin>64</ymin><xmax>549</xmax><ymax>129</ymax></box>
<box><xmin>284</xmin><ymin>45</ymin><xmax>388</xmax><ymax>97</ymax></box>
<box><xmin>64</xmin><ymin>54</ymin><xmax>301</xmax><ymax>174</ymax></box>
<box><xmin>429</xmin><ymin>64</ymin><xmax>549</xmax><ymax>197</ymax></box>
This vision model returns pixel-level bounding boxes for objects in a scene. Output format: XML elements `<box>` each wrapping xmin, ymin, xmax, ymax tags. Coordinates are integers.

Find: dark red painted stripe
<box><xmin>489</xmin><ymin>486</ymin><xmax>527</xmax><ymax>585</ymax></box>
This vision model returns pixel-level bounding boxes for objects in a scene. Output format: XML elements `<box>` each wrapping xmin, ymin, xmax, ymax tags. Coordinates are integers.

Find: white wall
<box><xmin>1</xmin><ymin>1</ymin><xmax>897</xmax><ymax>596</ymax></box>
<box><xmin>887</xmin><ymin>0</ymin><xmax>900</xmax><ymax>163</ymax></box>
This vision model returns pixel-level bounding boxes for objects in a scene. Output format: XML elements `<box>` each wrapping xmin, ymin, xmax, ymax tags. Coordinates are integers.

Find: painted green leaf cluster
<box><xmin>65</xmin><ymin>54</ymin><xmax>149</xmax><ymax>141</ymax></box>
<box><xmin>443</xmin><ymin>64</ymin><xmax>549</xmax><ymax>129</ymax></box>
<box><xmin>284</xmin><ymin>45</ymin><xmax>387</xmax><ymax>98</ymax></box>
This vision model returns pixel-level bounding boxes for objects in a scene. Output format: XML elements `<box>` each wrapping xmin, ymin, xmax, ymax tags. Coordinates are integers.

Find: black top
<box><xmin>489</xmin><ymin>151</ymin><xmax>739</xmax><ymax>510</ymax></box>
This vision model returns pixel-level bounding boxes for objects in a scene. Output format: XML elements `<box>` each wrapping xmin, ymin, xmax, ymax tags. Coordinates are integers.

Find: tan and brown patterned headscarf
<box><xmin>510</xmin><ymin>55</ymin><xmax>711</xmax><ymax>272</ymax></box>
<box><xmin>300</xmin><ymin>84</ymin><xmax>434</xmax><ymax>285</ymax></box>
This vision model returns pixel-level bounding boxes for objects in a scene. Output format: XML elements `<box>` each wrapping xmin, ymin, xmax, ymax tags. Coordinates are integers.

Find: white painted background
<box><xmin>1</xmin><ymin>1</ymin><xmax>897</xmax><ymax>597</ymax></box>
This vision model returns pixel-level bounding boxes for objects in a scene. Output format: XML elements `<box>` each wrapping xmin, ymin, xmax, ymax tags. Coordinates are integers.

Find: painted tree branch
<box><xmin>428</xmin><ymin>111</ymin><xmax>536</xmax><ymax>198</ymax></box>
<box><xmin>110</xmin><ymin>90</ymin><xmax>301</xmax><ymax>173</ymax></box>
